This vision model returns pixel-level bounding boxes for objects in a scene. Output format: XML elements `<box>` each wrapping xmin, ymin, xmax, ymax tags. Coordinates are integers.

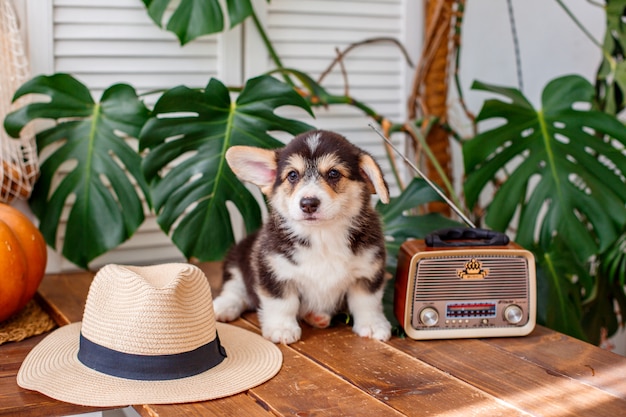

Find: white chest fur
<box><xmin>266</xmin><ymin>224</ymin><xmax>380</xmax><ymax>313</ymax></box>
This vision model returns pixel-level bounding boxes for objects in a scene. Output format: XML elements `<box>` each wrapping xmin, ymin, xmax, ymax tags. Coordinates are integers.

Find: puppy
<box><xmin>213</xmin><ymin>130</ymin><xmax>391</xmax><ymax>344</ymax></box>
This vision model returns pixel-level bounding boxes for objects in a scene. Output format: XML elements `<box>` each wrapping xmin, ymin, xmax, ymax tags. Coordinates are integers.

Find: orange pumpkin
<box><xmin>0</xmin><ymin>203</ymin><xmax>47</xmax><ymax>322</ymax></box>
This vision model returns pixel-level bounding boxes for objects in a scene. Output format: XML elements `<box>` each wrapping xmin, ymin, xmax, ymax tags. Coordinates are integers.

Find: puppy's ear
<box><xmin>359</xmin><ymin>154</ymin><xmax>390</xmax><ymax>204</ymax></box>
<box><xmin>225</xmin><ymin>146</ymin><xmax>278</xmax><ymax>195</ymax></box>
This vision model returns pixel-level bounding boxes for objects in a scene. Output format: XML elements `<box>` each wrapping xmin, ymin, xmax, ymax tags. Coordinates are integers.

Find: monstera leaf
<box><xmin>139</xmin><ymin>75</ymin><xmax>314</xmax><ymax>261</ymax></box>
<box><xmin>142</xmin><ymin>0</ymin><xmax>254</xmax><ymax>45</ymax></box>
<box><xmin>464</xmin><ymin>75</ymin><xmax>626</xmax><ymax>263</ymax></box>
<box><xmin>534</xmin><ymin>237</ymin><xmax>588</xmax><ymax>341</ymax></box>
<box><xmin>4</xmin><ymin>74</ymin><xmax>151</xmax><ymax>269</ymax></box>
<box><xmin>377</xmin><ymin>178</ymin><xmax>462</xmax><ymax>270</ymax></box>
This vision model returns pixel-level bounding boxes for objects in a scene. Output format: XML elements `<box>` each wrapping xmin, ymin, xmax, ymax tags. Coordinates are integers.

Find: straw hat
<box><xmin>17</xmin><ymin>263</ymin><xmax>282</xmax><ymax>407</ymax></box>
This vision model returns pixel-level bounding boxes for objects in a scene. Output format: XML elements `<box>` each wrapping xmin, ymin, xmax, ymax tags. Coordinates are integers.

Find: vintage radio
<box><xmin>368</xmin><ymin>124</ymin><xmax>536</xmax><ymax>340</ymax></box>
<box><xmin>394</xmin><ymin>228</ymin><xmax>536</xmax><ymax>340</ymax></box>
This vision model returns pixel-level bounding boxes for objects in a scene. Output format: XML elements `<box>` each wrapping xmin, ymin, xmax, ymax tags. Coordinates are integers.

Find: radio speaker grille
<box><xmin>415</xmin><ymin>255</ymin><xmax>529</xmax><ymax>301</ymax></box>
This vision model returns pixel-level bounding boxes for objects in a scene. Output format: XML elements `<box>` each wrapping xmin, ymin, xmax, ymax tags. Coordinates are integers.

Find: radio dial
<box><xmin>420</xmin><ymin>307</ymin><xmax>439</xmax><ymax>327</ymax></box>
<box><xmin>504</xmin><ymin>305</ymin><xmax>523</xmax><ymax>324</ymax></box>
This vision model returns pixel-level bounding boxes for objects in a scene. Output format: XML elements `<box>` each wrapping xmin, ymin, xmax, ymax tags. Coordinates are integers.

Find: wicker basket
<box><xmin>0</xmin><ymin>0</ymin><xmax>39</xmax><ymax>203</ymax></box>
<box><xmin>0</xmin><ymin>299</ymin><xmax>56</xmax><ymax>345</ymax></box>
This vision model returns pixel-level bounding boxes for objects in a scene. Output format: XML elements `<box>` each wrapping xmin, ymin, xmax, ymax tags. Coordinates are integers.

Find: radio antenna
<box><xmin>369</xmin><ymin>123</ymin><xmax>476</xmax><ymax>228</ymax></box>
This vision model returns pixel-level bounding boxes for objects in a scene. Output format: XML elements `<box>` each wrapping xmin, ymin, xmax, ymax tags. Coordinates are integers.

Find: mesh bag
<box><xmin>0</xmin><ymin>0</ymin><xmax>39</xmax><ymax>203</ymax></box>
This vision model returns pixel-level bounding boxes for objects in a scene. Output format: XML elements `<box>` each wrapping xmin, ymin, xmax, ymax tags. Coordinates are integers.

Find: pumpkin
<box><xmin>0</xmin><ymin>203</ymin><xmax>47</xmax><ymax>322</ymax></box>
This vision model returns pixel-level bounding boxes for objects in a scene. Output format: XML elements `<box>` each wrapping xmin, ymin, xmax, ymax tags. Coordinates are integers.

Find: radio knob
<box><xmin>420</xmin><ymin>307</ymin><xmax>439</xmax><ymax>327</ymax></box>
<box><xmin>504</xmin><ymin>305</ymin><xmax>524</xmax><ymax>324</ymax></box>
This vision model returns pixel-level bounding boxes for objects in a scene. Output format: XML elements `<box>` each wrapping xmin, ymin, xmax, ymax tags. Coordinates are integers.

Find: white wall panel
<box><xmin>251</xmin><ymin>0</ymin><xmax>411</xmax><ymax>186</ymax></box>
<box><xmin>50</xmin><ymin>1</ymin><xmax>219</xmax><ymax>95</ymax></box>
<box><xmin>24</xmin><ymin>0</ymin><xmax>415</xmax><ymax>271</ymax></box>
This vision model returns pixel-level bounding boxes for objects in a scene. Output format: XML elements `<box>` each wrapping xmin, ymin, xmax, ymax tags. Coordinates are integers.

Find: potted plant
<box><xmin>4</xmin><ymin>0</ymin><xmax>625</xmax><ymax>345</ymax></box>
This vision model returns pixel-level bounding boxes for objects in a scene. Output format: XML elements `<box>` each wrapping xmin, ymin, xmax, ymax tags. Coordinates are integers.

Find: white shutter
<box><xmin>24</xmin><ymin>0</ymin><xmax>228</xmax><ymax>271</ymax></box>
<box><xmin>23</xmin><ymin>0</ymin><xmax>418</xmax><ymax>271</ymax></box>
<box><xmin>50</xmin><ymin>0</ymin><xmax>221</xmax><ymax>97</ymax></box>
<box><xmin>247</xmin><ymin>0</ymin><xmax>416</xmax><ymax>177</ymax></box>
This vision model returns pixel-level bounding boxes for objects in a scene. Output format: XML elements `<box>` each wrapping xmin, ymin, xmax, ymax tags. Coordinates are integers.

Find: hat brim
<box><xmin>17</xmin><ymin>322</ymin><xmax>282</xmax><ymax>407</ymax></box>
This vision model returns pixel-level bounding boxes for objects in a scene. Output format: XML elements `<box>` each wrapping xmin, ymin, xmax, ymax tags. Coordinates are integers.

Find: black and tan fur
<box><xmin>213</xmin><ymin>130</ymin><xmax>391</xmax><ymax>344</ymax></box>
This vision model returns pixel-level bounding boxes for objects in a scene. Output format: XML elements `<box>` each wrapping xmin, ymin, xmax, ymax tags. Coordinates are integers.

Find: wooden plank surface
<box><xmin>485</xmin><ymin>325</ymin><xmax>626</xmax><ymax>399</ymax></box>
<box><xmin>6</xmin><ymin>271</ymin><xmax>626</xmax><ymax>417</ymax></box>
<box><xmin>388</xmin><ymin>336</ymin><xmax>626</xmax><ymax>416</ymax></box>
<box><xmin>243</xmin><ymin>313</ymin><xmax>528</xmax><ymax>417</ymax></box>
<box><xmin>136</xmin><ymin>317</ymin><xmax>408</xmax><ymax>417</ymax></box>
<box><xmin>247</xmin><ymin>339</ymin><xmax>405</xmax><ymax>416</ymax></box>
<box><xmin>134</xmin><ymin>393</ymin><xmax>276</xmax><ymax>417</ymax></box>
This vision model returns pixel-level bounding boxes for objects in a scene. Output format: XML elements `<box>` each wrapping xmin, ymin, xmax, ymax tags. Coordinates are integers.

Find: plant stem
<box><xmin>451</xmin><ymin>1</ymin><xmax>476</xmax><ymax>133</ymax></box>
<box><xmin>556</xmin><ymin>0</ymin><xmax>616</xmax><ymax>101</ymax></box>
<box><xmin>249</xmin><ymin>7</ymin><xmax>294</xmax><ymax>86</ymax></box>
<box><xmin>554</xmin><ymin>0</ymin><xmax>603</xmax><ymax>49</ymax></box>
<box><xmin>407</xmin><ymin>120</ymin><xmax>464</xmax><ymax>211</ymax></box>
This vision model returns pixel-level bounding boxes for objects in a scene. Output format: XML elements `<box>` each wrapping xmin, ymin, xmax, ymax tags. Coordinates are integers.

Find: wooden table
<box><xmin>3</xmin><ymin>271</ymin><xmax>626</xmax><ymax>417</ymax></box>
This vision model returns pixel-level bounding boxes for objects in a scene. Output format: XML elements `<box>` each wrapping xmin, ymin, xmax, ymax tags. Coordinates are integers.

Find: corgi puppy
<box><xmin>213</xmin><ymin>130</ymin><xmax>391</xmax><ymax>344</ymax></box>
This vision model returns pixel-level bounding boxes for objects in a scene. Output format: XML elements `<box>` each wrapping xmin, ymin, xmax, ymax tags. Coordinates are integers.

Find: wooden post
<box><xmin>409</xmin><ymin>0</ymin><xmax>459</xmax><ymax>214</ymax></box>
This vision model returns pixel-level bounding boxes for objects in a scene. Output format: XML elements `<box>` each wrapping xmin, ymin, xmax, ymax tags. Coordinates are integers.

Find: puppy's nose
<box><xmin>300</xmin><ymin>197</ymin><xmax>320</xmax><ymax>213</ymax></box>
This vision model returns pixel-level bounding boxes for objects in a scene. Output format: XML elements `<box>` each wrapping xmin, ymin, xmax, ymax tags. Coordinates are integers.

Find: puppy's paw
<box><xmin>262</xmin><ymin>322</ymin><xmax>302</xmax><ymax>344</ymax></box>
<box><xmin>303</xmin><ymin>312</ymin><xmax>331</xmax><ymax>328</ymax></box>
<box><xmin>213</xmin><ymin>296</ymin><xmax>244</xmax><ymax>322</ymax></box>
<box><xmin>352</xmin><ymin>316</ymin><xmax>392</xmax><ymax>341</ymax></box>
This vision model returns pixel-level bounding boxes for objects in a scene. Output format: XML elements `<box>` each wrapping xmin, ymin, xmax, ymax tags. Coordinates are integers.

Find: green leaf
<box><xmin>4</xmin><ymin>74</ymin><xmax>151</xmax><ymax>269</ymax></box>
<box><xmin>225</xmin><ymin>0</ymin><xmax>254</xmax><ymax>27</ymax></box>
<box><xmin>581</xmin><ymin>279</ymin><xmax>620</xmax><ymax>345</ymax></box>
<box><xmin>142</xmin><ymin>0</ymin><xmax>254</xmax><ymax>45</ymax></box>
<box><xmin>464</xmin><ymin>75</ymin><xmax>626</xmax><ymax>263</ymax></box>
<box><xmin>270</xmin><ymin>67</ymin><xmax>335</xmax><ymax>105</ymax></box>
<box><xmin>581</xmin><ymin>246</ymin><xmax>626</xmax><ymax>344</ymax></box>
<box><xmin>600</xmin><ymin>231</ymin><xmax>626</xmax><ymax>287</ymax></box>
<box><xmin>139</xmin><ymin>75</ymin><xmax>314</xmax><ymax>261</ymax></box>
<box><xmin>535</xmin><ymin>241</ymin><xmax>589</xmax><ymax>342</ymax></box>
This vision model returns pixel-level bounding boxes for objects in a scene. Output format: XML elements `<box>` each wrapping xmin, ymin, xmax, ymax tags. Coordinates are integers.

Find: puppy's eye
<box><xmin>287</xmin><ymin>170</ymin><xmax>299</xmax><ymax>184</ymax></box>
<box><xmin>327</xmin><ymin>169</ymin><xmax>341</xmax><ymax>181</ymax></box>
